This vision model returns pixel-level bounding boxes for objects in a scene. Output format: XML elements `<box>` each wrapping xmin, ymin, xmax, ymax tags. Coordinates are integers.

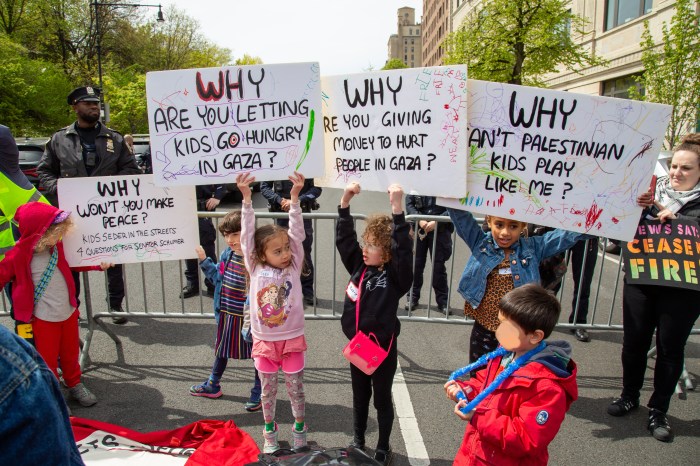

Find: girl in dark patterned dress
<box><xmin>189</xmin><ymin>210</ymin><xmax>262</xmax><ymax>411</ymax></box>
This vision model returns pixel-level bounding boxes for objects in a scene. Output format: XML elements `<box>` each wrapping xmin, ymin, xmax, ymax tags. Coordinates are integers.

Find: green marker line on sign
<box><xmin>296</xmin><ymin>109</ymin><xmax>315</xmax><ymax>171</ymax></box>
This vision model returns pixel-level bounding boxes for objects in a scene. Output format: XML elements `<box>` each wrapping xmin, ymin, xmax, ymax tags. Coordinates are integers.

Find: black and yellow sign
<box><xmin>624</xmin><ymin>218</ymin><xmax>700</xmax><ymax>291</ymax></box>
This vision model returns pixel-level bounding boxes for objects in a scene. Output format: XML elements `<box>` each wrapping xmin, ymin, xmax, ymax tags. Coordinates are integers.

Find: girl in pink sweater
<box><xmin>237</xmin><ymin>171</ymin><xmax>308</xmax><ymax>454</ymax></box>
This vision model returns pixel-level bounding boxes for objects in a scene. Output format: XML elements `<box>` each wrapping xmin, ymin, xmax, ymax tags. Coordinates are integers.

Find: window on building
<box><xmin>601</xmin><ymin>74</ymin><xmax>643</xmax><ymax>99</ymax></box>
<box><xmin>605</xmin><ymin>0</ymin><xmax>653</xmax><ymax>31</ymax></box>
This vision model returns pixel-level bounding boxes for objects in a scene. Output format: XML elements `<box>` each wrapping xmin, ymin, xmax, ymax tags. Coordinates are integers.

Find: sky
<box><xmin>165</xmin><ymin>0</ymin><xmax>423</xmax><ymax>75</ymax></box>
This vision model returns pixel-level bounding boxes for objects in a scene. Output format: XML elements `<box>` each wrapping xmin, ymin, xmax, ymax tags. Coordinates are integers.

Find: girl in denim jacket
<box><xmin>447</xmin><ymin>208</ymin><xmax>587</xmax><ymax>362</ymax></box>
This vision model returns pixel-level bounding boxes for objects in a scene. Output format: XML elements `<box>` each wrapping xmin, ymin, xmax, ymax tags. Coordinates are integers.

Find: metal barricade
<box><xmin>2</xmin><ymin>211</ymin><xmax>697</xmax><ymax>367</ymax></box>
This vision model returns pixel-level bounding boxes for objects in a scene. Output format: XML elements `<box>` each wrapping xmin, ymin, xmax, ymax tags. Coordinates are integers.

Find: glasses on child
<box><xmin>359</xmin><ymin>241</ymin><xmax>381</xmax><ymax>252</ymax></box>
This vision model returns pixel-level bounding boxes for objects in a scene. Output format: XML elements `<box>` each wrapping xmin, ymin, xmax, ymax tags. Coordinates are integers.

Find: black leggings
<box><xmin>621</xmin><ymin>281</ymin><xmax>699</xmax><ymax>413</ymax></box>
<box><xmin>350</xmin><ymin>342</ymin><xmax>398</xmax><ymax>451</ymax></box>
<box><xmin>469</xmin><ymin>320</ymin><xmax>499</xmax><ymax>363</ymax></box>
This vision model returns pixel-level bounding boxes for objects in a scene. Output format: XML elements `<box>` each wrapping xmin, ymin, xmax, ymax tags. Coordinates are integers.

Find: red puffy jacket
<box><xmin>453</xmin><ymin>341</ymin><xmax>578</xmax><ymax>465</ymax></box>
<box><xmin>0</xmin><ymin>202</ymin><xmax>98</xmax><ymax>322</ymax></box>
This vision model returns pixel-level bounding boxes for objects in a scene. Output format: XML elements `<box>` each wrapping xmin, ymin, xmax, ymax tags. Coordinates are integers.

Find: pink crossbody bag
<box><xmin>342</xmin><ymin>268</ymin><xmax>393</xmax><ymax>375</ymax></box>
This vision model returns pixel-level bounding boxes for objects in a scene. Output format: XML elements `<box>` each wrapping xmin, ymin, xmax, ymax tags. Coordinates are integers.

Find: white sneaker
<box><xmin>68</xmin><ymin>383</ymin><xmax>97</xmax><ymax>407</ymax></box>
<box><xmin>292</xmin><ymin>425</ymin><xmax>308</xmax><ymax>449</ymax></box>
<box><xmin>262</xmin><ymin>424</ymin><xmax>279</xmax><ymax>453</ymax></box>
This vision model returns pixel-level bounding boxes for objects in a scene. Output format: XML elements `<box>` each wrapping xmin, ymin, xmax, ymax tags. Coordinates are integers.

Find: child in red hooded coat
<box><xmin>444</xmin><ymin>284</ymin><xmax>578</xmax><ymax>466</ymax></box>
<box><xmin>0</xmin><ymin>202</ymin><xmax>112</xmax><ymax>407</ymax></box>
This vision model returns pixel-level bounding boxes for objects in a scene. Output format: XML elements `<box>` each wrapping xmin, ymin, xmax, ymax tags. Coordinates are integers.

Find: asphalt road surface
<box><xmin>1</xmin><ymin>188</ymin><xmax>697</xmax><ymax>465</ymax></box>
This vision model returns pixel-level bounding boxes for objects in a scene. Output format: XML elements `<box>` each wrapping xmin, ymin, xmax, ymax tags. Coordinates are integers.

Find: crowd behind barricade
<box><xmin>0</xmin><ymin>87</ymin><xmax>699</xmax><ymax>465</ymax></box>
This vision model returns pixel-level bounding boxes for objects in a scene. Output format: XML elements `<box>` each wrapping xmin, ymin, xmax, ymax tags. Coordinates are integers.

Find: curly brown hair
<box><xmin>362</xmin><ymin>214</ymin><xmax>393</xmax><ymax>266</ymax></box>
<box><xmin>35</xmin><ymin>217</ymin><xmax>73</xmax><ymax>252</ymax></box>
<box><xmin>218</xmin><ymin>210</ymin><xmax>242</xmax><ymax>235</ymax></box>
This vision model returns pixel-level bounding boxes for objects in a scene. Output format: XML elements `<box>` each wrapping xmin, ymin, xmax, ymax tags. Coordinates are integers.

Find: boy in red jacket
<box><xmin>0</xmin><ymin>202</ymin><xmax>112</xmax><ymax>407</ymax></box>
<box><xmin>445</xmin><ymin>284</ymin><xmax>578</xmax><ymax>465</ymax></box>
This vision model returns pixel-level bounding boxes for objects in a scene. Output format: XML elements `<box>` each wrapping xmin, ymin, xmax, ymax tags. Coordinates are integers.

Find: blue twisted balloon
<box><xmin>448</xmin><ymin>342</ymin><xmax>546</xmax><ymax>414</ymax></box>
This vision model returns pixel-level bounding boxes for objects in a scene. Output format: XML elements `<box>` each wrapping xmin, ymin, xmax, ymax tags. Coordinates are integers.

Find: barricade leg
<box><xmin>79</xmin><ymin>271</ymin><xmax>122</xmax><ymax>369</ymax></box>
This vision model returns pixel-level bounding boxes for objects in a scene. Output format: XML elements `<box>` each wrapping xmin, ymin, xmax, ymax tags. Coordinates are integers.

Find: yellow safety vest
<box><xmin>0</xmin><ymin>173</ymin><xmax>48</xmax><ymax>261</ymax></box>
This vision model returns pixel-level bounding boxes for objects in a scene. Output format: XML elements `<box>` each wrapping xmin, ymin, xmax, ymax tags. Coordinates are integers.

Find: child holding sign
<box><xmin>189</xmin><ymin>210</ymin><xmax>262</xmax><ymax>412</ymax></box>
<box><xmin>0</xmin><ymin>202</ymin><xmax>112</xmax><ymax>407</ymax></box>
<box><xmin>444</xmin><ymin>284</ymin><xmax>578</xmax><ymax>465</ymax></box>
<box><xmin>335</xmin><ymin>182</ymin><xmax>413</xmax><ymax>465</ymax></box>
<box><xmin>446</xmin><ymin>208</ymin><xmax>586</xmax><ymax>362</ymax></box>
<box><xmin>237</xmin><ymin>171</ymin><xmax>308</xmax><ymax>453</ymax></box>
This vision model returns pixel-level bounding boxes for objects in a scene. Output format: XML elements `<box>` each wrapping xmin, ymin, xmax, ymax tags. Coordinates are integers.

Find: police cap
<box><xmin>67</xmin><ymin>86</ymin><xmax>101</xmax><ymax>105</ymax></box>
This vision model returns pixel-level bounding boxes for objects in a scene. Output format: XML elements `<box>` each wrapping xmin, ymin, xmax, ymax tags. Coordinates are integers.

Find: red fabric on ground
<box><xmin>71</xmin><ymin>417</ymin><xmax>260</xmax><ymax>465</ymax></box>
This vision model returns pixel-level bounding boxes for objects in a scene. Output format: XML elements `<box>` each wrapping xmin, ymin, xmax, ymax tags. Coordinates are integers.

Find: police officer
<box><xmin>180</xmin><ymin>184</ymin><xmax>225</xmax><ymax>298</ymax></box>
<box><xmin>260</xmin><ymin>178</ymin><xmax>321</xmax><ymax>305</ymax></box>
<box><xmin>405</xmin><ymin>195</ymin><xmax>453</xmax><ymax>313</ymax></box>
<box><xmin>37</xmin><ymin>86</ymin><xmax>141</xmax><ymax>324</ymax></box>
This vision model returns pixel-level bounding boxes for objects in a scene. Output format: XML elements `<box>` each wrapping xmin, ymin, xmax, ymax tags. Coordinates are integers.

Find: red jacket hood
<box><xmin>514</xmin><ymin>340</ymin><xmax>578</xmax><ymax>404</ymax></box>
<box><xmin>15</xmin><ymin>202</ymin><xmax>66</xmax><ymax>251</ymax></box>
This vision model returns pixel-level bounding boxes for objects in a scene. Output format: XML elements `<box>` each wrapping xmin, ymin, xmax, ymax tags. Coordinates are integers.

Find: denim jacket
<box><xmin>447</xmin><ymin>208</ymin><xmax>588</xmax><ymax>308</ymax></box>
<box><xmin>0</xmin><ymin>326</ymin><xmax>84</xmax><ymax>465</ymax></box>
<box><xmin>199</xmin><ymin>247</ymin><xmax>235</xmax><ymax>324</ymax></box>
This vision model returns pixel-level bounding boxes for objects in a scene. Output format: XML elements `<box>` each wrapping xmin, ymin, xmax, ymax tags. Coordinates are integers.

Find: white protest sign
<box><xmin>316</xmin><ymin>66</ymin><xmax>468</xmax><ymax>197</ymax></box>
<box><xmin>440</xmin><ymin>80</ymin><xmax>672</xmax><ymax>242</ymax></box>
<box><xmin>146</xmin><ymin>62</ymin><xmax>324</xmax><ymax>185</ymax></box>
<box><xmin>58</xmin><ymin>175</ymin><xmax>198</xmax><ymax>266</ymax></box>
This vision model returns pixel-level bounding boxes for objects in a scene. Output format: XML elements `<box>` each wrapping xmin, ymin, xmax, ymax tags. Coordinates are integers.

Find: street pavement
<box><xmin>2</xmin><ymin>188</ymin><xmax>697</xmax><ymax>465</ymax></box>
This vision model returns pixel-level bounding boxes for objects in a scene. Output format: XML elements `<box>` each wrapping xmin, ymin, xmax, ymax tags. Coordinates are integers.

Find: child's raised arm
<box><xmin>388</xmin><ymin>184</ymin><xmax>404</xmax><ymax>215</ymax></box>
<box><xmin>340</xmin><ymin>182</ymin><xmax>361</xmax><ymax>209</ymax></box>
<box><xmin>236</xmin><ymin>172</ymin><xmax>256</xmax><ymax>203</ymax></box>
<box><xmin>288</xmin><ymin>171</ymin><xmax>305</xmax><ymax>204</ymax></box>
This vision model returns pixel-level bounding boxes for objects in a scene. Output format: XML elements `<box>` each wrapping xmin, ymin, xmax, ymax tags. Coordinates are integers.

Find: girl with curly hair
<box><xmin>335</xmin><ymin>182</ymin><xmax>413</xmax><ymax>465</ymax></box>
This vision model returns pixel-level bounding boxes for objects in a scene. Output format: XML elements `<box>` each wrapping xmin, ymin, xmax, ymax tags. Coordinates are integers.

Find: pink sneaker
<box><xmin>292</xmin><ymin>425</ymin><xmax>308</xmax><ymax>449</ymax></box>
<box><xmin>263</xmin><ymin>423</ymin><xmax>279</xmax><ymax>453</ymax></box>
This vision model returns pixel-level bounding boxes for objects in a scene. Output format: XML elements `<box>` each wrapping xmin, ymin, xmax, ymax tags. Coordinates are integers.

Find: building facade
<box><xmin>448</xmin><ymin>0</ymin><xmax>683</xmax><ymax>99</ymax></box>
<box><xmin>545</xmin><ymin>0</ymin><xmax>679</xmax><ymax>98</ymax></box>
<box><xmin>387</xmin><ymin>7</ymin><xmax>422</xmax><ymax>68</ymax></box>
<box><xmin>451</xmin><ymin>0</ymin><xmax>480</xmax><ymax>30</ymax></box>
<box><xmin>422</xmin><ymin>0</ymin><xmax>451</xmax><ymax>66</ymax></box>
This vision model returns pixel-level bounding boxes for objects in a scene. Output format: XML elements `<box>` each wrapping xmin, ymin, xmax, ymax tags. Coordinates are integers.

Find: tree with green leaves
<box><xmin>0</xmin><ymin>34</ymin><xmax>73</xmax><ymax>136</ymax></box>
<box><xmin>631</xmin><ymin>0</ymin><xmax>700</xmax><ymax>149</ymax></box>
<box><xmin>442</xmin><ymin>0</ymin><xmax>606</xmax><ymax>86</ymax></box>
<box><xmin>234</xmin><ymin>54</ymin><xmax>263</xmax><ymax>65</ymax></box>
<box><xmin>382</xmin><ymin>58</ymin><xmax>407</xmax><ymax>70</ymax></box>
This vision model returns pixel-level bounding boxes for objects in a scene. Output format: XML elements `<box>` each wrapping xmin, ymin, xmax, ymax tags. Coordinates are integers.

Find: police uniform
<box><xmin>181</xmin><ymin>184</ymin><xmax>225</xmax><ymax>298</ymax></box>
<box><xmin>37</xmin><ymin>87</ymin><xmax>141</xmax><ymax>324</ymax></box>
<box><xmin>405</xmin><ymin>195</ymin><xmax>453</xmax><ymax>311</ymax></box>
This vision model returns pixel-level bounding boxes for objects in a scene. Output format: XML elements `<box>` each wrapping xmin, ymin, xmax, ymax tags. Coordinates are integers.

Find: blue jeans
<box><xmin>0</xmin><ymin>326</ymin><xmax>84</xmax><ymax>465</ymax></box>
